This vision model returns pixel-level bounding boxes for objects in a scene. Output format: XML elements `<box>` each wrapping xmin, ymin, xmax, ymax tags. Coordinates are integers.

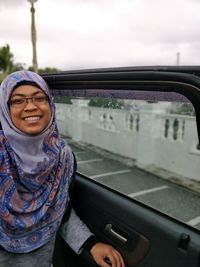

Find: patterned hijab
<box><xmin>0</xmin><ymin>71</ymin><xmax>74</xmax><ymax>253</ymax></box>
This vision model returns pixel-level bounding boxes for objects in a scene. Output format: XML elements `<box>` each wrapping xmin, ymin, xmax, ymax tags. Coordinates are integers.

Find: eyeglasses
<box><xmin>8</xmin><ymin>95</ymin><xmax>49</xmax><ymax>108</ymax></box>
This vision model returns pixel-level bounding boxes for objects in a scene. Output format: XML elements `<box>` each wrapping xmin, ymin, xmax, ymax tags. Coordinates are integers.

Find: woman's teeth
<box><xmin>24</xmin><ymin>116</ymin><xmax>40</xmax><ymax>121</ymax></box>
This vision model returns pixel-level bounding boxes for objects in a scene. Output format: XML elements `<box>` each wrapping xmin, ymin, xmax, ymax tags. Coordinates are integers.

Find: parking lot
<box><xmin>66</xmin><ymin>140</ymin><xmax>200</xmax><ymax>231</ymax></box>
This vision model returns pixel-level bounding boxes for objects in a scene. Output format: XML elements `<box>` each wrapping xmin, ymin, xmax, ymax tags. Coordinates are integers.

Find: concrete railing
<box><xmin>55</xmin><ymin>100</ymin><xmax>200</xmax><ymax>182</ymax></box>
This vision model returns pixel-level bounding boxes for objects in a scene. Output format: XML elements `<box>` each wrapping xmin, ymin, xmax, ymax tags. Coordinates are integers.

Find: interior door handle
<box><xmin>105</xmin><ymin>223</ymin><xmax>128</xmax><ymax>243</ymax></box>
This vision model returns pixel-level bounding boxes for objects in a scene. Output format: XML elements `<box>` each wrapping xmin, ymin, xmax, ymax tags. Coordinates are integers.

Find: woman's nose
<box><xmin>23</xmin><ymin>100</ymin><xmax>38</xmax><ymax>111</ymax></box>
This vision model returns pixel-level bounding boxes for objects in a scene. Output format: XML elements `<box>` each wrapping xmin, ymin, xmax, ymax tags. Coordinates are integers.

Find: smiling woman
<box><xmin>0</xmin><ymin>70</ymin><xmax>125</xmax><ymax>267</ymax></box>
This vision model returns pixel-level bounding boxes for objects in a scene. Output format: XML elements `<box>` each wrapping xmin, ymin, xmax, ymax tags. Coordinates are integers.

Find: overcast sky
<box><xmin>0</xmin><ymin>0</ymin><xmax>200</xmax><ymax>70</ymax></box>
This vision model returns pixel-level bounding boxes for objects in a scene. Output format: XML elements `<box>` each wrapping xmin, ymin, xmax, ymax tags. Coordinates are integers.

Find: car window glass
<box><xmin>54</xmin><ymin>89</ymin><xmax>200</xmax><ymax>231</ymax></box>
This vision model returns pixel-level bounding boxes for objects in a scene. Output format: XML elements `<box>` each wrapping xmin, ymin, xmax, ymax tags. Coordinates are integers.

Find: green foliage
<box><xmin>88</xmin><ymin>97</ymin><xmax>124</xmax><ymax>109</ymax></box>
<box><xmin>180</xmin><ymin>103</ymin><xmax>195</xmax><ymax>116</ymax></box>
<box><xmin>0</xmin><ymin>44</ymin><xmax>25</xmax><ymax>82</ymax></box>
<box><xmin>170</xmin><ymin>103</ymin><xmax>196</xmax><ymax>116</ymax></box>
<box><xmin>54</xmin><ymin>96</ymin><xmax>72</xmax><ymax>104</ymax></box>
<box><xmin>28</xmin><ymin>66</ymin><xmax>60</xmax><ymax>74</ymax></box>
<box><xmin>38</xmin><ymin>67</ymin><xmax>59</xmax><ymax>74</ymax></box>
<box><xmin>0</xmin><ymin>44</ymin><xmax>14</xmax><ymax>73</ymax></box>
<box><xmin>0</xmin><ymin>44</ymin><xmax>60</xmax><ymax>83</ymax></box>
<box><xmin>11</xmin><ymin>62</ymin><xmax>25</xmax><ymax>72</ymax></box>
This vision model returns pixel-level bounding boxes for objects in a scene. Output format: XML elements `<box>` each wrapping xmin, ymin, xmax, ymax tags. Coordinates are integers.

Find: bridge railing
<box><xmin>55</xmin><ymin>100</ymin><xmax>199</xmax><ymax>182</ymax></box>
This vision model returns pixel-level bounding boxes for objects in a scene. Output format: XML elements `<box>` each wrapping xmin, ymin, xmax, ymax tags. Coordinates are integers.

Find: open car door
<box><xmin>43</xmin><ymin>66</ymin><xmax>200</xmax><ymax>267</ymax></box>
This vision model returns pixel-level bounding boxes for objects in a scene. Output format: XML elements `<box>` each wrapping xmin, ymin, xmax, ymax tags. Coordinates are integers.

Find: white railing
<box><xmin>55</xmin><ymin>101</ymin><xmax>200</xmax><ymax>181</ymax></box>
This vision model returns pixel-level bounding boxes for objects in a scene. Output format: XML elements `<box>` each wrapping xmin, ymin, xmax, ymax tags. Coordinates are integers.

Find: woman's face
<box><xmin>9</xmin><ymin>85</ymin><xmax>51</xmax><ymax>135</ymax></box>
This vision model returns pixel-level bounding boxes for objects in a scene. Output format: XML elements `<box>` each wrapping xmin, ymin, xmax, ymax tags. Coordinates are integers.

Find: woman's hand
<box><xmin>90</xmin><ymin>242</ymin><xmax>125</xmax><ymax>267</ymax></box>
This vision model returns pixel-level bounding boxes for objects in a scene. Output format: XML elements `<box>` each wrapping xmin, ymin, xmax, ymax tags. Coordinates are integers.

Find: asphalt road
<box><xmin>67</xmin><ymin>140</ymin><xmax>200</xmax><ymax>231</ymax></box>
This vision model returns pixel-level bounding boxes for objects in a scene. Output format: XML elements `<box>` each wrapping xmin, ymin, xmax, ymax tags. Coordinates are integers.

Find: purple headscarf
<box><xmin>0</xmin><ymin>71</ymin><xmax>74</xmax><ymax>253</ymax></box>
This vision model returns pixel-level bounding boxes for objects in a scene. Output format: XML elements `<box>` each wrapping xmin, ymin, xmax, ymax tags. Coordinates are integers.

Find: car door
<box><xmin>44</xmin><ymin>66</ymin><xmax>200</xmax><ymax>267</ymax></box>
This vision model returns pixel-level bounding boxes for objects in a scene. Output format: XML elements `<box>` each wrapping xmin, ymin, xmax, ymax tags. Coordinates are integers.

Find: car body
<box><xmin>43</xmin><ymin>66</ymin><xmax>200</xmax><ymax>267</ymax></box>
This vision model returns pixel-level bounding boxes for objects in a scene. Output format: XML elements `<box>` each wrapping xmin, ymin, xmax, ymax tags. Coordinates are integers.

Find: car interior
<box><xmin>1</xmin><ymin>66</ymin><xmax>200</xmax><ymax>267</ymax></box>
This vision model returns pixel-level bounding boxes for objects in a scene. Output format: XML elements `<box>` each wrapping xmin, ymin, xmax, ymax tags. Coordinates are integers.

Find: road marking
<box><xmin>90</xmin><ymin>169</ymin><xmax>131</xmax><ymax>179</ymax></box>
<box><xmin>77</xmin><ymin>159</ymin><xmax>103</xmax><ymax>164</ymax></box>
<box><xmin>187</xmin><ymin>216</ymin><xmax>200</xmax><ymax>226</ymax></box>
<box><xmin>128</xmin><ymin>185</ymin><xmax>169</xmax><ymax>198</ymax></box>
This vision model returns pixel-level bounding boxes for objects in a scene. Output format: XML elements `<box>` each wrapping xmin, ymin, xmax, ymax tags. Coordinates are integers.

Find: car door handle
<box><xmin>105</xmin><ymin>223</ymin><xmax>128</xmax><ymax>243</ymax></box>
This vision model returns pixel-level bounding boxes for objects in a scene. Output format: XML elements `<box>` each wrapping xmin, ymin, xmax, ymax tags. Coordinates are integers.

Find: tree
<box><xmin>0</xmin><ymin>44</ymin><xmax>14</xmax><ymax>73</ymax></box>
<box><xmin>38</xmin><ymin>67</ymin><xmax>59</xmax><ymax>74</ymax></box>
<box><xmin>0</xmin><ymin>44</ymin><xmax>60</xmax><ymax>83</ymax></box>
<box><xmin>88</xmin><ymin>97</ymin><xmax>124</xmax><ymax>109</ymax></box>
<box><xmin>170</xmin><ymin>103</ymin><xmax>195</xmax><ymax>116</ymax></box>
<box><xmin>0</xmin><ymin>44</ymin><xmax>25</xmax><ymax>82</ymax></box>
<box><xmin>28</xmin><ymin>66</ymin><xmax>60</xmax><ymax>74</ymax></box>
<box><xmin>53</xmin><ymin>96</ymin><xmax>72</xmax><ymax>104</ymax></box>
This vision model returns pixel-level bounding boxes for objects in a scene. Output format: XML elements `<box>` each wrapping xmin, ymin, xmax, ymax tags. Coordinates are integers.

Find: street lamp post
<box><xmin>27</xmin><ymin>0</ymin><xmax>38</xmax><ymax>73</ymax></box>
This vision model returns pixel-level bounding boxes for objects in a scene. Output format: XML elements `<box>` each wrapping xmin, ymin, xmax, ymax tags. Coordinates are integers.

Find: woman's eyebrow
<box><xmin>10</xmin><ymin>91</ymin><xmax>45</xmax><ymax>98</ymax></box>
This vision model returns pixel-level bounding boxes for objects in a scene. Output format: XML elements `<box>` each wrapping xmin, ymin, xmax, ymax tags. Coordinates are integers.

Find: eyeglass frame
<box><xmin>8</xmin><ymin>95</ymin><xmax>49</xmax><ymax>108</ymax></box>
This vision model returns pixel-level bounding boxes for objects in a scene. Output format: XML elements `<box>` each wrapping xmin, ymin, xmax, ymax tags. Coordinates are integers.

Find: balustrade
<box><xmin>55</xmin><ymin>102</ymin><xmax>199</xmax><ymax>181</ymax></box>
<box><xmin>163</xmin><ymin>115</ymin><xmax>186</xmax><ymax>141</ymax></box>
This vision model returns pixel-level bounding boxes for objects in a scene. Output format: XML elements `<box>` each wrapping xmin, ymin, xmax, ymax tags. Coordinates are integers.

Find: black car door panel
<box><xmin>72</xmin><ymin>175</ymin><xmax>200</xmax><ymax>267</ymax></box>
<box><xmin>44</xmin><ymin>67</ymin><xmax>200</xmax><ymax>267</ymax></box>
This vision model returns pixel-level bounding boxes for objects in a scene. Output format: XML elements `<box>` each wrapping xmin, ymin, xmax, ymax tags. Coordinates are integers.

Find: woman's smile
<box><xmin>23</xmin><ymin>116</ymin><xmax>41</xmax><ymax>122</ymax></box>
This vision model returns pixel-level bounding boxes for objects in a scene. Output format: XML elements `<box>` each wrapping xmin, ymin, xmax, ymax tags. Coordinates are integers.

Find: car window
<box><xmin>54</xmin><ymin>89</ymin><xmax>200</xmax><ymax>231</ymax></box>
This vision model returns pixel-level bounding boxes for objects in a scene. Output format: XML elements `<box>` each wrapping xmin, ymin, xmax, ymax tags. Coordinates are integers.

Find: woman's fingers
<box><xmin>105</xmin><ymin>248</ymin><xmax>125</xmax><ymax>267</ymax></box>
<box><xmin>90</xmin><ymin>242</ymin><xmax>125</xmax><ymax>267</ymax></box>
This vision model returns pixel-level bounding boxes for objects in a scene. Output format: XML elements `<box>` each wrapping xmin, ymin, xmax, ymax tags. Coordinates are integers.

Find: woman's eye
<box><xmin>35</xmin><ymin>96</ymin><xmax>47</xmax><ymax>102</ymax></box>
<box><xmin>11</xmin><ymin>99</ymin><xmax>24</xmax><ymax>105</ymax></box>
